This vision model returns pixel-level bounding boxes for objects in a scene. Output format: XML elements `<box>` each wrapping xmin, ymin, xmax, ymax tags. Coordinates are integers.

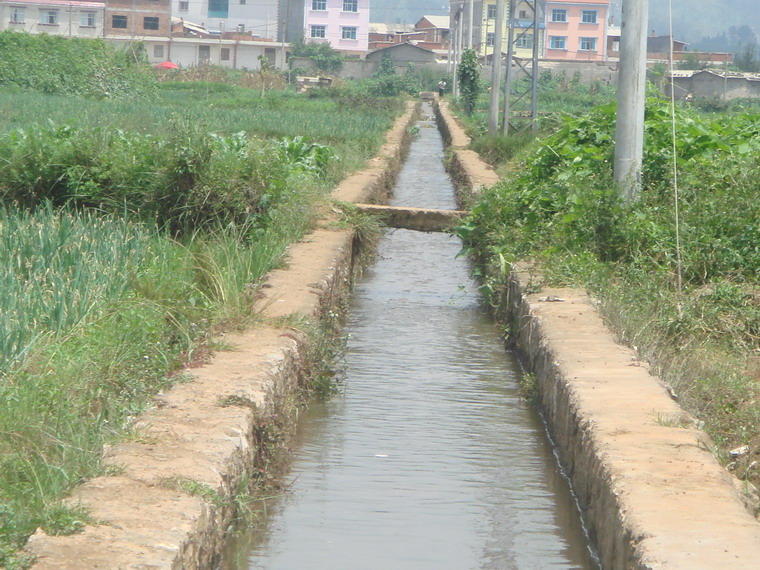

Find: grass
<box><xmin>459</xmin><ymin>90</ymin><xmax>760</xmax><ymax>499</ymax></box>
<box><xmin>0</xmin><ymin>85</ymin><xmax>401</xmax><ymax>177</ymax></box>
<box><xmin>0</xmin><ymin>81</ymin><xmax>404</xmax><ymax>565</ymax></box>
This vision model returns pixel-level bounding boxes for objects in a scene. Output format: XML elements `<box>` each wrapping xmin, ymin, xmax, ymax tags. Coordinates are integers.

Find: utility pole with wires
<box><xmin>614</xmin><ymin>0</ymin><xmax>649</xmax><ymax>203</ymax></box>
<box><xmin>452</xmin><ymin>5</ymin><xmax>463</xmax><ymax>98</ymax></box>
<box><xmin>488</xmin><ymin>0</ymin><xmax>505</xmax><ymax>135</ymax></box>
<box><xmin>467</xmin><ymin>0</ymin><xmax>474</xmax><ymax>48</ymax></box>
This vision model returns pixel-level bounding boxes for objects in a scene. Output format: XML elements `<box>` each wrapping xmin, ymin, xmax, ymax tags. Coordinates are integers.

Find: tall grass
<box><xmin>0</xmin><ymin>174</ymin><xmax>323</xmax><ymax>563</ymax></box>
<box><xmin>0</xmin><ymin>77</ymin><xmax>404</xmax><ymax>565</ymax></box>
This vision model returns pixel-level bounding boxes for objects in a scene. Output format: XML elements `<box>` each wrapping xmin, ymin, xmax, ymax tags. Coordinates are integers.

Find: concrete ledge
<box><xmin>26</xmin><ymin>102</ymin><xmax>419</xmax><ymax>569</ymax></box>
<box><xmin>433</xmin><ymin>100</ymin><xmax>499</xmax><ymax>199</ymax></box>
<box><xmin>507</xmin><ymin>267</ymin><xmax>760</xmax><ymax>569</ymax></box>
<box><xmin>353</xmin><ymin>203</ymin><xmax>468</xmax><ymax>232</ymax></box>
<box><xmin>435</xmin><ymin>99</ymin><xmax>760</xmax><ymax>567</ymax></box>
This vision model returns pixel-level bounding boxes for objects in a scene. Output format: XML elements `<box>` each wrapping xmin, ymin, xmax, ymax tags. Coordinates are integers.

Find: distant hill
<box><xmin>370</xmin><ymin>1</ymin><xmax>759</xmax><ymax>51</ymax></box>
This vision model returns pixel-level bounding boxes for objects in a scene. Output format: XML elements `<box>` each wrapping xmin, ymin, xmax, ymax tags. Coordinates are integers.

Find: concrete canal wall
<box><xmin>434</xmin><ymin>99</ymin><xmax>760</xmax><ymax>569</ymax></box>
<box><xmin>25</xmin><ymin>102</ymin><xmax>418</xmax><ymax>569</ymax></box>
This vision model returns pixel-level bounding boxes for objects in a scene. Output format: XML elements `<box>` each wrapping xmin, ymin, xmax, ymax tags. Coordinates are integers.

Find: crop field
<box><xmin>0</xmin><ymin>73</ymin><xmax>403</xmax><ymax>566</ymax></box>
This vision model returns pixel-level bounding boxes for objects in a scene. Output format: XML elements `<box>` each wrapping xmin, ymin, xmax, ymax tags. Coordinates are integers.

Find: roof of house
<box><xmin>8</xmin><ymin>0</ymin><xmax>104</xmax><ymax>7</ymax></box>
<box><xmin>368</xmin><ymin>42</ymin><xmax>437</xmax><ymax>57</ymax></box>
<box><xmin>368</xmin><ymin>23</ymin><xmax>416</xmax><ymax>35</ymax></box>
<box><xmin>416</xmin><ymin>15</ymin><xmax>450</xmax><ymax>30</ymax></box>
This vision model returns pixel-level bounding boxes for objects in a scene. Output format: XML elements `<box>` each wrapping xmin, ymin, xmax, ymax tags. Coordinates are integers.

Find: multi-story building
<box><xmin>103</xmin><ymin>0</ymin><xmax>171</xmax><ymax>39</ymax></box>
<box><xmin>174</xmin><ymin>0</ymin><xmax>280</xmax><ymax>40</ymax></box>
<box><xmin>479</xmin><ymin>0</ymin><xmax>544</xmax><ymax>60</ymax></box>
<box><xmin>544</xmin><ymin>0</ymin><xmax>609</xmax><ymax>61</ymax></box>
<box><xmin>304</xmin><ymin>0</ymin><xmax>369</xmax><ymax>56</ymax></box>
<box><xmin>0</xmin><ymin>0</ymin><xmax>105</xmax><ymax>37</ymax></box>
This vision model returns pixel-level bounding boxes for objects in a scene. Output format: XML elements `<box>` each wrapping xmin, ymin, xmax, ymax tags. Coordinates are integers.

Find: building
<box><xmin>367</xmin><ymin>22</ymin><xmax>416</xmax><ymax>50</ymax></box>
<box><xmin>104</xmin><ymin>0</ymin><xmax>171</xmax><ymax>39</ymax></box>
<box><xmin>669</xmin><ymin>70</ymin><xmax>760</xmax><ymax>101</ymax></box>
<box><xmin>174</xmin><ymin>0</ymin><xmax>280</xmax><ymax>40</ymax></box>
<box><xmin>414</xmin><ymin>14</ymin><xmax>448</xmax><ymax>48</ymax></box>
<box><xmin>0</xmin><ymin>0</ymin><xmax>105</xmax><ymax>37</ymax></box>
<box><xmin>304</xmin><ymin>0</ymin><xmax>369</xmax><ymax>56</ymax></box>
<box><xmin>544</xmin><ymin>0</ymin><xmax>609</xmax><ymax>61</ymax></box>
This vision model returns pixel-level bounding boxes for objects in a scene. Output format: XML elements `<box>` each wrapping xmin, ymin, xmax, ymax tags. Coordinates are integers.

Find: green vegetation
<box><xmin>0</xmin><ymin>31</ymin><xmax>156</xmax><ymax>99</ymax></box>
<box><xmin>456</xmin><ymin>70</ymin><xmax>616</xmax><ymax>168</ymax></box>
<box><xmin>457</xmin><ymin>48</ymin><xmax>481</xmax><ymax>116</ymax></box>
<box><xmin>459</xmin><ymin>94</ymin><xmax>760</xmax><ymax>493</ymax></box>
<box><xmin>0</xmin><ymin>34</ymin><xmax>405</xmax><ymax>567</ymax></box>
<box><xmin>290</xmin><ymin>40</ymin><xmax>344</xmax><ymax>74</ymax></box>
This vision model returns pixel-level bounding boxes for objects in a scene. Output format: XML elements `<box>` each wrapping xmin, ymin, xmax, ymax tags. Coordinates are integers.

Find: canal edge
<box><xmin>24</xmin><ymin>102</ymin><xmax>419</xmax><ymax>569</ymax></box>
<box><xmin>434</xmin><ymin>98</ymin><xmax>760</xmax><ymax>568</ymax></box>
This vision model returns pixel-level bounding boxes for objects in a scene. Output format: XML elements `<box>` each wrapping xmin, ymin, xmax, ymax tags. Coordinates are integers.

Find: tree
<box><xmin>290</xmin><ymin>40</ymin><xmax>343</xmax><ymax>73</ymax></box>
<box><xmin>457</xmin><ymin>48</ymin><xmax>480</xmax><ymax>116</ymax></box>
<box><xmin>734</xmin><ymin>43</ymin><xmax>760</xmax><ymax>72</ymax></box>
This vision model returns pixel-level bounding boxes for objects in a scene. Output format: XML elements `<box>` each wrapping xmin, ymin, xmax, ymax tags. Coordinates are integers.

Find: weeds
<box><xmin>461</xmin><ymin>91</ymin><xmax>760</xmax><ymax>491</ymax></box>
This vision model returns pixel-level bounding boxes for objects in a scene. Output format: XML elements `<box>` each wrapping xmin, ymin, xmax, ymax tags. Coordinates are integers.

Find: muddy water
<box><xmin>228</xmin><ymin>105</ymin><xmax>596</xmax><ymax>569</ymax></box>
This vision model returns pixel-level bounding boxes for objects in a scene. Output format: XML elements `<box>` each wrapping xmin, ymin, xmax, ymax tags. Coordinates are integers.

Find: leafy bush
<box><xmin>460</xmin><ymin>95</ymin><xmax>760</xmax><ymax>487</ymax></box>
<box><xmin>0</xmin><ymin>122</ymin><xmax>336</xmax><ymax>233</ymax></box>
<box><xmin>290</xmin><ymin>39</ymin><xmax>343</xmax><ymax>73</ymax></box>
<box><xmin>0</xmin><ymin>31</ymin><xmax>156</xmax><ymax>98</ymax></box>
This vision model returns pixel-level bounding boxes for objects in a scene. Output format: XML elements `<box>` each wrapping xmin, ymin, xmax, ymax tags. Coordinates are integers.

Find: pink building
<box><xmin>304</xmin><ymin>0</ymin><xmax>369</xmax><ymax>56</ymax></box>
<box><xmin>544</xmin><ymin>0</ymin><xmax>609</xmax><ymax>61</ymax></box>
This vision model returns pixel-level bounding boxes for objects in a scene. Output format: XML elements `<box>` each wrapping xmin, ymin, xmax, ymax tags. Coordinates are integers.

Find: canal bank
<box><xmin>24</xmin><ymin>103</ymin><xmax>418</xmax><ymax>569</ymax></box>
<box><xmin>434</xmin><ymin>98</ymin><xmax>760</xmax><ymax>568</ymax></box>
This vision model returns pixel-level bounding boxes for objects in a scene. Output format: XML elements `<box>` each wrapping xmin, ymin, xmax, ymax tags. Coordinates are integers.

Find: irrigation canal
<box><xmin>223</xmin><ymin>103</ymin><xmax>597</xmax><ymax>569</ymax></box>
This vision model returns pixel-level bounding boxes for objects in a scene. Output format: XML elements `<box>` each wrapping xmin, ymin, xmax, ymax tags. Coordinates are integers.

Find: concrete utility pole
<box><xmin>501</xmin><ymin>0</ymin><xmax>515</xmax><ymax>135</ymax></box>
<box><xmin>488</xmin><ymin>0</ymin><xmax>505</xmax><ymax>134</ymax></box>
<box><xmin>614</xmin><ymin>0</ymin><xmax>649</xmax><ymax>203</ymax></box>
<box><xmin>467</xmin><ymin>0</ymin><xmax>474</xmax><ymax>48</ymax></box>
<box><xmin>452</xmin><ymin>6</ymin><xmax>463</xmax><ymax>98</ymax></box>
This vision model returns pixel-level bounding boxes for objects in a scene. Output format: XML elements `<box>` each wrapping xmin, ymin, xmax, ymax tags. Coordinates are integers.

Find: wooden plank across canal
<box><xmin>353</xmin><ymin>203</ymin><xmax>469</xmax><ymax>232</ymax></box>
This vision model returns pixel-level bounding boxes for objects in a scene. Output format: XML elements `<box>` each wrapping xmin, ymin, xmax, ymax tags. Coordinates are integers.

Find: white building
<box><xmin>0</xmin><ymin>0</ymin><xmax>105</xmax><ymax>37</ymax></box>
<box><xmin>173</xmin><ymin>0</ymin><xmax>280</xmax><ymax>40</ymax></box>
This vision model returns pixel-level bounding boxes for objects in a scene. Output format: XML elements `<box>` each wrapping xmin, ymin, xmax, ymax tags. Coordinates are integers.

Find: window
<box><xmin>310</xmin><ymin>25</ymin><xmax>326</xmax><ymax>38</ymax></box>
<box><xmin>10</xmin><ymin>7</ymin><xmax>25</xmax><ymax>23</ymax></box>
<box><xmin>549</xmin><ymin>36</ymin><xmax>566</xmax><ymax>50</ymax></box>
<box><xmin>199</xmin><ymin>45</ymin><xmax>211</xmax><ymax>61</ymax></box>
<box><xmin>581</xmin><ymin>10</ymin><xmax>598</xmax><ymax>24</ymax></box>
<box><xmin>144</xmin><ymin>17</ymin><xmax>159</xmax><ymax>30</ymax></box>
<box><xmin>154</xmin><ymin>45</ymin><xmax>164</xmax><ymax>58</ymax></box>
<box><xmin>178</xmin><ymin>0</ymin><xmax>188</xmax><ymax>10</ymax></box>
<box><xmin>112</xmin><ymin>14</ymin><xmax>127</xmax><ymax>28</ymax></box>
<box><xmin>551</xmin><ymin>9</ymin><xmax>566</xmax><ymax>23</ymax></box>
<box><xmin>81</xmin><ymin>12</ymin><xmax>96</xmax><ymax>27</ymax></box>
<box><xmin>240</xmin><ymin>0</ymin><xmax>245</xmax><ymax>4</ymax></box>
<box><xmin>580</xmin><ymin>37</ymin><xmax>597</xmax><ymax>51</ymax></box>
<box><xmin>312</xmin><ymin>0</ymin><xmax>326</xmax><ymax>10</ymax></box>
<box><xmin>343</xmin><ymin>0</ymin><xmax>358</xmax><ymax>12</ymax></box>
<box><xmin>486</xmin><ymin>32</ymin><xmax>495</xmax><ymax>47</ymax></box>
<box><xmin>342</xmin><ymin>26</ymin><xmax>357</xmax><ymax>40</ymax></box>
<box><xmin>612</xmin><ymin>39</ymin><xmax>620</xmax><ymax>52</ymax></box>
<box><xmin>487</xmin><ymin>4</ymin><xmax>496</xmax><ymax>19</ymax></box>
<box><xmin>43</xmin><ymin>10</ymin><xmax>59</xmax><ymax>25</ymax></box>
<box><xmin>518</xmin><ymin>10</ymin><xmax>529</xmax><ymax>19</ymax></box>
<box><xmin>208</xmin><ymin>0</ymin><xmax>229</xmax><ymax>18</ymax></box>
<box><xmin>515</xmin><ymin>33</ymin><xmax>532</xmax><ymax>49</ymax></box>
<box><xmin>221</xmin><ymin>47</ymin><xmax>230</xmax><ymax>61</ymax></box>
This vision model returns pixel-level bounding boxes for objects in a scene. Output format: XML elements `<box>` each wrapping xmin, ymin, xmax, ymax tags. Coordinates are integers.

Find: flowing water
<box><xmin>224</xmin><ymin>104</ymin><xmax>596</xmax><ymax>569</ymax></box>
